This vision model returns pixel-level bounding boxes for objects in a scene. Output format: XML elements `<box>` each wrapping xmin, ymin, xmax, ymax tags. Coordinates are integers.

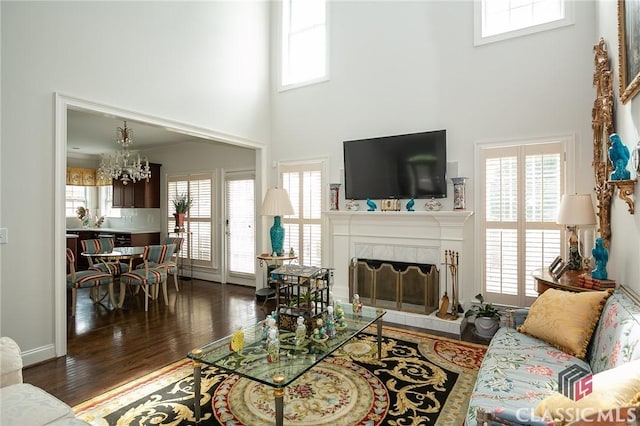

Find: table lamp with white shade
<box><xmin>261</xmin><ymin>187</ymin><xmax>294</xmax><ymax>256</ymax></box>
<box><xmin>556</xmin><ymin>194</ymin><xmax>597</xmax><ymax>271</ymax></box>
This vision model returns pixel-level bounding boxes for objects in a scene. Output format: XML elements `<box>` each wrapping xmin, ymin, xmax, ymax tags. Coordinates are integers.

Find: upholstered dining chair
<box><xmin>136</xmin><ymin>237</ymin><xmax>184</xmax><ymax>292</ymax></box>
<box><xmin>119</xmin><ymin>244</ymin><xmax>175</xmax><ymax>311</ymax></box>
<box><xmin>81</xmin><ymin>238</ymin><xmax>130</xmax><ymax>276</ymax></box>
<box><xmin>66</xmin><ymin>248</ymin><xmax>116</xmax><ymax>317</ymax></box>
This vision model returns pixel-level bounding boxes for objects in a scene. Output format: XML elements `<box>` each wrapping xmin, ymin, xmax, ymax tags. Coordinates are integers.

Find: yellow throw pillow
<box><xmin>534</xmin><ymin>359</ymin><xmax>640</xmax><ymax>425</ymax></box>
<box><xmin>517</xmin><ymin>288</ymin><xmax>613</xmax><ymax>359</ymax></box>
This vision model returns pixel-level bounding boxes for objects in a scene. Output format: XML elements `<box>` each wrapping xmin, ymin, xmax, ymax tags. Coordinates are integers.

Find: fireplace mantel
<box><xmin>324</xmin><ymin>210</ymin><xmax>474</xmax><ymax>334</ymax></box>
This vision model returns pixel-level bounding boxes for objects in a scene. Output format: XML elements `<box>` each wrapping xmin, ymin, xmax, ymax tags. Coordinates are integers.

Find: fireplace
<box><xmin>349</xmin><ymin>259</ymin><xmax>439</xmax><ymax>315</ymax></box>
<box><xmin>325</xmin><ymin>210</ymin><xmax>473</xmax><ymax>335</ymax></box>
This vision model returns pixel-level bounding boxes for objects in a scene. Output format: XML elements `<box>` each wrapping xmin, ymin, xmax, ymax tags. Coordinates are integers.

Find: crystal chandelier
<box><xmin>98</xmin><ymin>121</ymin><xmax>151</xmax><ymax>185</ymax></box>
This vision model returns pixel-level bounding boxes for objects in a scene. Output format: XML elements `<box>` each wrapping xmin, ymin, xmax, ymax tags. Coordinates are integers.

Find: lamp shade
<box><xmin>556</xmin><ymin>194</ymin><xmax>597</xmax><ymax>225</ymax></box>
<box><xmin>261</xmin><ymin>188</ymin><xmax>294</xmax><ymax>217</ymax></box>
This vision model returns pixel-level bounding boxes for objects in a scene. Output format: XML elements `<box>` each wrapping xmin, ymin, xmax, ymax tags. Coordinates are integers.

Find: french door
<box><xmin>225</xmin><ymin>173</ymin><xmax>256</xmax><ymax>284</ymax></box>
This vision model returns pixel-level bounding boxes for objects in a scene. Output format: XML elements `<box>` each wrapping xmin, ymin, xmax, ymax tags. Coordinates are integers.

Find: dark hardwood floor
<box><xmin>23</xmin><ymin>278</ymin><xmax>484</xmax><ymax>407</ymax></box>
<box><xmin>23</xmin><ymin>279</ymin><xmax>268</xmax><ymax>407</ymax></box>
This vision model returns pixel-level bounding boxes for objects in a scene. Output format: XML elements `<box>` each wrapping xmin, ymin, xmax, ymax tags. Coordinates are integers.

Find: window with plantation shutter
<box><xmin>168</xmin><ymin>172</ymin><xmax>215</xmax><ymax>269</ymax></box>
<box><xmin>280</xmin><ymin>162</ymin><xmax>323</xmax><ymax>267</ymax></box>
<box><xmin>480</xmin><ymin>140</ymin><xmax>565</xmax><ymax>307</ymax></box>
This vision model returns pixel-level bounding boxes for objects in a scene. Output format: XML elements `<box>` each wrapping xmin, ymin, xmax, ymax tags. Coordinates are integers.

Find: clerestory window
<box><xmin>280</xmin><ymin>0</ymin><xmax>328</xmax><ymax>90</ymax></box>
<box><xmin>474</xmin><ymin>0</ymin><xmax>574</xmax><ymax>46</ymax></box>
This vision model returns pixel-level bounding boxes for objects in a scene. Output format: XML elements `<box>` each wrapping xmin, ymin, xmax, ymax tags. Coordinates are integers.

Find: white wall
<box><xmin>597</xmin><ymin>1</ymin><xmax>640</xmax><ymax>296</ymax></box>
<box><xmin>271</xmin><ymin>1</ymin><xmax>598</xmax><ymax>297</ymax></box>
<box><xmin>0</xmin><ymin>1</ymin><xmax>270</xmax><ymax>360</ymax></box>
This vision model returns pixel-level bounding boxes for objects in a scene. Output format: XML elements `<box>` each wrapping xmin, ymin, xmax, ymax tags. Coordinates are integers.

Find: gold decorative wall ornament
<box><xmin>592</xmin><ymin>38</ymin><xmax>615</xmax><ymax>247</ymax></box>
<box><xmin>618</xmin><ymin>0</ymin><xmax>640</xmax><ymax>104</ymax></box>
<box><xmin>609</xmin><ymin>179</ymin><xmax>636</xmax><ymax>214</ymax></box>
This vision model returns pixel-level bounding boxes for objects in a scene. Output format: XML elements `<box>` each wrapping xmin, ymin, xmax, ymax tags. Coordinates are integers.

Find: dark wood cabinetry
<box><xmin>112</xmin><ymin>163</ymin><xmax>161</xmax><ymax>208</ymax></box>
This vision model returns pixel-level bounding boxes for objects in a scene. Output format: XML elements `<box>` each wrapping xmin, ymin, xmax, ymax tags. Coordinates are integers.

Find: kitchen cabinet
<box><xmin>113</xmin><ymin>232</ymin><xmax>160</xmax><ymax>247</ymax></box>
<box><xmin>112</xmin><ymin>163</ymin><xmax>161</xmax><ymax>208</ymax></box>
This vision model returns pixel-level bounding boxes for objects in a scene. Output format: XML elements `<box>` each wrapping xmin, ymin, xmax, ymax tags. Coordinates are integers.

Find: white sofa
<box><xmin>0</xmin><ymin>337</ymin><xmax>90</xmax><ymax>426</ymax></box>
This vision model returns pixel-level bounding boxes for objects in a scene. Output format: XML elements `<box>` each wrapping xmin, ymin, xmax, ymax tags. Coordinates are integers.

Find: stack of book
<box><xmin>576</xmin><ymin>274</ymin><xmax>616</xmax><ymax>290</ymax></box>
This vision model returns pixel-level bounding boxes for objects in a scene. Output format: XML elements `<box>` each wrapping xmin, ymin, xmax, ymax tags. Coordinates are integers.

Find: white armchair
<box><xmin>1</xmin><ymin>337</ymin><xmax>23</xmax><ymax>387</ymax></box>
<box><xmin>0</xmin><ymin>337</ymin><xmax>90</xmax><ymax>425</ymax></box>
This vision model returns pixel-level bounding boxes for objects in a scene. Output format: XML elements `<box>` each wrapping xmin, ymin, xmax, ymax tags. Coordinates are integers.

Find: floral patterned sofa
<box><xmin>465</xmin><ymin>286</ymin><xmax>640</xmax><ymax>425</ymax></box>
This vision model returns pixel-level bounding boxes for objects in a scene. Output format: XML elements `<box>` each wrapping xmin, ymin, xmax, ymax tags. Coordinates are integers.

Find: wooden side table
<box><xmin>532</xmin><ymin>268</ymin><xmax>598</xmax><ymax>294</ymax></box>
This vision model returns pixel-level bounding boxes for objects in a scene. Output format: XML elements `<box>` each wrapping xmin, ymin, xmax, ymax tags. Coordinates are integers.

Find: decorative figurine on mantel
<box><xmin>425</xmin><ymin>197</ymin><xmax>442</xmax><ymax>211</ymax></box>
<box><xmin>366</xmin><ymin>198</ymin><xmax>377</xmax><ymax>211</ymax></box>
<box><xmin>346</xmin><ymin>199</ymin><xmax>359</xmax><ymax>211</ymax></box>
<box><xmin>406</xmin><ymin>198</ymin><xmax>415</xmax><ymax>211</ymax></box>
<box><xmin>609</xmin><ymin>133</ymin><xmax>631</xmax><ymax>181</ymax></box>
<box><xmin>592</xmin><ymin>237</ymin><xmax>609</xmax><ymax>280</ymax></box>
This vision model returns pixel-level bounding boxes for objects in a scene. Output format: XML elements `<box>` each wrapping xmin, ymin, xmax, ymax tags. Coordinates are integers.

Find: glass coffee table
<box><xmin>187</xmin><ymin>304</ymin><xmax>386</xmax><ymax>425</ymax></box>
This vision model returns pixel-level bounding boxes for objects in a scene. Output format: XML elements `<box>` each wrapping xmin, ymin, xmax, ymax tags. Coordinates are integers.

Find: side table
<box><xmin>532</xmin><ymin>268</ymin><xmax>599</xmax><ymax>294</ymax></box>
<box><xmin>256</xmin><ymin>253</ymin><xmax>297</xmax><ymax>302</ymax></box>
<box><xmin>169</xmin><ymin>231</ymin><xmax>193</xmax><ymax>281</ymax></box>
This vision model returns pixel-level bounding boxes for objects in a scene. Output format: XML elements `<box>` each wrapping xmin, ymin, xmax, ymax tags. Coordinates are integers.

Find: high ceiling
<box><xmin>66</xmin><ymin>109</ymin><xmax>215</xmax><ymax>157</ymax></box>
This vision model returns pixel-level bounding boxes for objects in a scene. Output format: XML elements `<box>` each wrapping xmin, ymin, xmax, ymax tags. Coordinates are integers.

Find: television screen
<box><xmin>343</xmin><ymin>130</ymin><xmax>447</xmax><ymax>200</ymax></box>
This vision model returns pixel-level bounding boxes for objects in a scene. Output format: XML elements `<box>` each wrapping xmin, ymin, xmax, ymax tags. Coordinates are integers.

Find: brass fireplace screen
<box><xmin>349</xmin><ymin>259</ymin><xmax>439</xmax><ymax>315</ymax></box>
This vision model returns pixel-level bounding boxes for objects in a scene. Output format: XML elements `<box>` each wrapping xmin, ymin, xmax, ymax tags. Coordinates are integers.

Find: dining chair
<box><xmin>81</xmin><ymin>238</ymin><xmax>130</xmax><ymax>275</ymax></box>
<box><xmin>119</xmin><ymin>244</ymin><xmax>175</xmax><ymax>311</ymax></box>
<box><xmin>66</xmin><ymin>248</ymin><xmax>116</xmax><ymax>317</ymax></box>
<box><xmin>136</xmin><ymin>237</ymin><xmax>184</xmax><ymax>292</ymax></box>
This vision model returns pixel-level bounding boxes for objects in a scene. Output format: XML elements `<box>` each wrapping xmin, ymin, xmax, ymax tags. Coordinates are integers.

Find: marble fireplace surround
<box><xmin>325</xmin><ymin>210</ymin><xmax>474</xmax><ymax>335</ymax></box>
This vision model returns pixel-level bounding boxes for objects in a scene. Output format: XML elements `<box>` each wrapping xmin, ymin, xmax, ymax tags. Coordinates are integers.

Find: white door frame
<box><xmin>54</xmin><ymin>93</ymin><xmax>266</xmax><ymax>356</ymax></box>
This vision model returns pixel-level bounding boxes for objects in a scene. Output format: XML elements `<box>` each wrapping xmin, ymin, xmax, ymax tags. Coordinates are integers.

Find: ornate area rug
<box><xmin>74</xmin><ymin>326</ymin><xmax>486</xmax><ymax>425</ymax></box>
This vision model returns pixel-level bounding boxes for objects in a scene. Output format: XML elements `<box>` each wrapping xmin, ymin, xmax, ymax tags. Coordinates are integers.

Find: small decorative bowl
<box><xmin>336</xmin><ymin>324</ymin><xmax>347</xmax><ymax>331</ymax></box>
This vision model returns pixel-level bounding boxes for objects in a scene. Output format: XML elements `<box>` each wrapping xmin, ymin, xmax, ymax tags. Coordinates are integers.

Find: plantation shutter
<box><xmin>168</xmin><ymin>172</ymin><xmax>214</xmax><ymax>268</ymax></box>
<box><xmin>481</xmin><ymin>141</ymin><xmax>565</xmax><ymax>307</ymax></box>
<box><xmin>280</xmin><ymin>162</ymin><xmax>323</xmax><ymax>267</ymax></box>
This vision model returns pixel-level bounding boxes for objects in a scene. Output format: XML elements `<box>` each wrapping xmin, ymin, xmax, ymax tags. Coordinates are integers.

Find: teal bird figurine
<box><xmin>366</xmin><ymin>198</ymin><xmax>377</xmax><ymax>211</ymax></box>
<box><xmin>406</xmin><ymin>198</ymin><xmax>415</xmax><ymax>211</ymax></box>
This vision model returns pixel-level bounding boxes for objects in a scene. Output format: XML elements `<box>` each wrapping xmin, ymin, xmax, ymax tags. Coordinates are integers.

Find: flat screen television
<box><xmin>343</xmin><ymin>130</ymin><xmax>447</xmax><ymax>200</ymax></box>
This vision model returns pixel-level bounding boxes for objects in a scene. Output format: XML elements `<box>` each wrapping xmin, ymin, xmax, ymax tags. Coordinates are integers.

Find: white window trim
<box><xmin>474</xmin><ymin>0</ymin><xmax>575</xmax><ymax>46</ymax></box>
<box><xmin>277</xmin><ymin>0</ymin><xmax>330</xmax><ymax>92</ymax></box>
<box><xmin>473</xmin><ymin>134</ymin><xmax>575</xmax><ymax>306</ymax></box>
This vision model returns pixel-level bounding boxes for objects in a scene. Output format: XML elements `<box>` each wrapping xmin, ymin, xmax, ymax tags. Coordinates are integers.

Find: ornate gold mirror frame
<box><xmin>592</xmin><ymin>38</ymin><xmax>615</xmax><ymax>247</ymax></box>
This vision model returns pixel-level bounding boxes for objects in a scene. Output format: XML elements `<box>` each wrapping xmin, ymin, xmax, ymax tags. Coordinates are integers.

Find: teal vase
<box><xmin>270</xmin><ymin>216</ymin><xmax>285</xmax><ymax>256</ymax></box>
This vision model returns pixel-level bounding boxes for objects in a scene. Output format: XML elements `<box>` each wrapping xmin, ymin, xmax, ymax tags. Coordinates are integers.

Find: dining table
<box><xmin>81</xmin><ymin>246</ymin><xmax>145</xmax><ymax>272</ymax></box>
<box><xmin>81</xmin><ymin>246</ymin><xmax>147</xmax><ymax>307</ymax></box>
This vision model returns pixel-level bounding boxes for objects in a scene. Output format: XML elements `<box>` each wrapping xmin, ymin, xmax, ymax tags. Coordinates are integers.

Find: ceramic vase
<box><xmin>474</xmin><ymin>317</ymin><xmax>499</xmax><ymax>338</ymax></box>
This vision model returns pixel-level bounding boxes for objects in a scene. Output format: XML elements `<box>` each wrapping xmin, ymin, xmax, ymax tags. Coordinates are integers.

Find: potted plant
<box><xmin>172</xmin><ymin>193</ymin><xmax>193</xmax><ymax>232</ymax></box>
<box><xmin>465</xmin><ymin>293</ymin><xmax>501</xmax><ymax>338</ymax></box>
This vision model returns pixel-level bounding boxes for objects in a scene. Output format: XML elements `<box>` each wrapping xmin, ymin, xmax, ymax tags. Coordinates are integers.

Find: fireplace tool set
<box><xmin>436</xmin><ymin>250</ymin><xmax>461</xmax><ymax>320</ymax></box>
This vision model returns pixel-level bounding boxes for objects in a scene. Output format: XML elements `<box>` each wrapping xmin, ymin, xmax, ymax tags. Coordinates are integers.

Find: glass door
<box><xmin>225</xmin><ymin>173</ymin><xmax>256</xmax><ymax>284</ymax></box>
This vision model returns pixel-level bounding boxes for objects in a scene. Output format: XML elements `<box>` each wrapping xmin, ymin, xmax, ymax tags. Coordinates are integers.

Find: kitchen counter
<box><xmin>66</xmin><ymin>227</ymin><xmax>161</xmax><ymax>234</ymax></box>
